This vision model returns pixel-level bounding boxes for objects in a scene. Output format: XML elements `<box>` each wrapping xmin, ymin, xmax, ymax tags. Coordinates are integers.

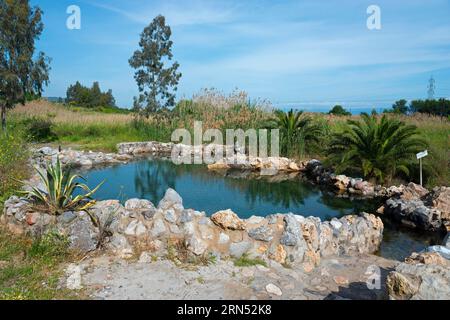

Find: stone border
<box><xmin>1</xmin><ymin>188</ymin><xmax>384</xmax><ymax>272</ymax></box>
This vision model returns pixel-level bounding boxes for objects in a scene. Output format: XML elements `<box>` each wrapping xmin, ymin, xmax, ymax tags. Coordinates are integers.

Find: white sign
<box><xmin>416</xmin><ymin>150</ymin><xmax>428</xmax><ymax>160</ymax></box>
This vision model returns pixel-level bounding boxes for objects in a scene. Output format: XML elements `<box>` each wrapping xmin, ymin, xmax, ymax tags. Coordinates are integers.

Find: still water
<box><xmin>77</xmin><ymin>157</ymin><xmax>443</xmax><ymax>261</ymax></box>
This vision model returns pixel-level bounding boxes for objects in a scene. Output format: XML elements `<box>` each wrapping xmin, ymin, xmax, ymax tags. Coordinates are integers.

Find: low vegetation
<box><xmin>0</xmin><ymin>133</ymin><xmax>29</xmax><ymax>211</ymax></box>
<box><xmin>22</xmin><ymin>157</ymin><xmax>104</xmax><ymax>215</ymax></box>
<box><xmin>327</xmin><ymin>113</ymin><xmax>427</xmax><ymax>184</ymax></box>
<box><xmin>234</xmin><ymin>254</ymin><xmax>267</xmax><ymax>268</ymax></box>
<box><xmin>0</xmin><ymin>229</ymin><xmax>79</xmax><ymax>300</ymax></box>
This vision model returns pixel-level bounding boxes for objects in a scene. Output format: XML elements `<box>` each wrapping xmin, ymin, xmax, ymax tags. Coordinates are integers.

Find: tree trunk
<box><xmin>1</xmin><ymin>104</ymin><xmax>6</xmax><ymax>133</ymax></box>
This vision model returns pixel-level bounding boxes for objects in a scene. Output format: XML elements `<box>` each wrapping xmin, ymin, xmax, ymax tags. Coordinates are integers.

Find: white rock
<box><xmin>265</xmin><ymin>283</ymin><xmax>282</xmax><ymax>296</ymax></box>
<box><xmin>218</xmin><ymin>232</ymin><xmax>230</xmax><ymax>245</ymax></box>
<box><xmin>246</xmin><ymin>216</ymin><xmax>265</xmax><ymax>225</ymax></box>
<box><xmin>124</xmin><ymin>220</ymin><xmax>147</xmax><ymax>236</ymax></box>
<box><xmin>66</xmin><ymin>264</ymin><xmax>83</xmax><ymax>290</ymax></box>
<box><xmin>150</xmin><ymin>219</ymin><xmax>167</xmax><ymax>238</ymax></box>
<box><xmin>138</xmin><ymin>252</ymin><xmax>152</xmax><ymax>264</ymax></box>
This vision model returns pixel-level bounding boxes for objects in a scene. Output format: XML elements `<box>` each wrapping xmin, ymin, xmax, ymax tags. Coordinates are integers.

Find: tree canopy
<box><xmin>66</xmin><ymin>81</ymin><xmax>116</xmax><ymax>108</ymax></box>
<box><xmin>0</xmin><ymin>0</ymin><xmax>51</xmax><ymax>131</ymax></box>
<box><xmin>328</xmin><ymin>105</ymin><xmax>351</xmax><ymax>116</ymax></box>
<box><xmin>129</xmin><ymin>15</ymin><xmax>181</xmax><ymax>117</ymax></box>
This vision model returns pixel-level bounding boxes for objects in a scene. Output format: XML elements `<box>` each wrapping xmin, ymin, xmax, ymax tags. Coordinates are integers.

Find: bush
<box><xmin>20</xmin><ymin>116</ymin><xmax>57</xmax><ymax>142</ymax></box>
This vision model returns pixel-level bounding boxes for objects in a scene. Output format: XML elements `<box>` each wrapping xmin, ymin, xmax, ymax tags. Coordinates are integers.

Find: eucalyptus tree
<box><xmin>129</xmin><ymin>15</ymin><xmax>181</xmax><ymax>118</ymax></box>
<box><xmin>0</xmin><ymin>0</ymin><xmax>51</xmax><ymax>132</ymax></box>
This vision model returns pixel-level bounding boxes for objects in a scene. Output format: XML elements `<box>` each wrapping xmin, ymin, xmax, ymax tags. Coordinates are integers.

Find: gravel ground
<box><xmin>77</xmin><ymin>254</ymin><xmax>397</xmax><ymax>300</ymax></box>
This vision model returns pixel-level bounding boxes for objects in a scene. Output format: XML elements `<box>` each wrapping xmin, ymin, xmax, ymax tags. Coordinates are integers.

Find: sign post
<box><xmin>416</xmin><ymin>150</ymin><xmax>428</xmax><ymax>186</ymax></box>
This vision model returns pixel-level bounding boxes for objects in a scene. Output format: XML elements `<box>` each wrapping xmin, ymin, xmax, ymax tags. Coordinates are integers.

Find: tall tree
<box><xmin>0</xmin><ymin>0</ymin><xmax>51</xmax><ymax>132</ymax></box>
<box><xmin>129</xmin><ymin>15</ymin><xmax>181</xmax><ymax>118</ymax></box>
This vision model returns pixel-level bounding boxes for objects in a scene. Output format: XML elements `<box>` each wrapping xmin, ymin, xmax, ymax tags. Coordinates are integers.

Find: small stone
<box><xmin>124</xmin><ymin>220</ymin><xmax>147</xmax><ymax>236</ymax></box>
<box><xmin>230</xmin><ymin>241</ymin><xmax>252</xmax><ymax>258</ymax></box>
<box><xmin>58</xmin><ymin>211</ymin><xmax>77</xmax><ymax>224</ymax></box>
<box><xmin>150</xmin><ymin>219</ymin><xmax>167</xmax><ymax>238</ymax></box>
<box><xmin>66</xmin><ymin>264</ymin><xmax>83</xmax><ymax>290</ymax></box>
<box><xmin>248</xmin><ymin>226</ymin><xmax>273</xmax><ymax>242</ymax></box>
<box><xmin>179</xmin><ymin>210</ymin><xmax>193</xmax><ymax>223</ymax></box>
<box><xmin>218</xmin><ymin>232</ymin><xmax>230</xmax><ymax>245</ymax></box>
<box><xmin>211</xmin><ymin>209</ymin><xmax>246</xmax><ymax>230</ymax></box>
<box><xmin>164</xmin><ymin>209</ymin><xmax>178</xmax><ymax>224</ymax></box>
<box><xmin>246</xmin><ymin>216</ymin><xmax>265</xmax><ymax>225</ymax></box>
<box><xmin>186</xmin><ymin>236</ymin><xmax>208</xmax><ymax>256</ymax></box>
<box><xmin>265</xmin><ymin>283</ymin><xmax>282</xmax><ymax>296</ymax></box>
<box><xmin>242</xmin><ymin>268</ymin><xmax>255</xmax><ymax>277</ymax></box>
<box><xmin>138</xmin><ymin>252</ymin><xmax>152</xmax><ymax>263</ymax></box>
<box><xmin>333</xmin><ymin>276</ymin><xmax>349</xmax><ymax>286</ymax></box>
<box><xmin>26</xmin><ymin>212</ymin><xmax>40</xmax><ymax>226</ymax></box>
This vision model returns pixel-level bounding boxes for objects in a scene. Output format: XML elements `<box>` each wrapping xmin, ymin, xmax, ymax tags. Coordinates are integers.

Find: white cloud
<box><xmin>91</xmin><ymin>0</ymin><xmax>238</xmax><ymax>26</ymax></box>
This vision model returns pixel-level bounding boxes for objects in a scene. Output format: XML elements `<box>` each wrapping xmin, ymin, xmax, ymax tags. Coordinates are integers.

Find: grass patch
<box><xmin>233</xmin><ymin>254</ymin><xmax>267</xmax><ymax>268</ymax></box>
<box><xmin>0</xmin><ymin>229</ymin><xmax>80</xmax><ymax>300</ymax></box>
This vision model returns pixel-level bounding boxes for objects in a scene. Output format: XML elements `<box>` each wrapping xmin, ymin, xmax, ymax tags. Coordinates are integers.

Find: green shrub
<box><xmin>22</xmin><ymin>157</ymin><xmax>104</xmax><ymax>215</ymax></box>
<box><xmin>20</xmin><ymin>116</ymin><xmax>57</xmax><ymax>142</ymax></box>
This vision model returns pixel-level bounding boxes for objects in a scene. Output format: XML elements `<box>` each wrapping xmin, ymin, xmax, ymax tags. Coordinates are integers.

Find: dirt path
<box><xmin>78</xmin><ymin>254</ymin><xmax>397</xmax><ymax>300</ymax></box>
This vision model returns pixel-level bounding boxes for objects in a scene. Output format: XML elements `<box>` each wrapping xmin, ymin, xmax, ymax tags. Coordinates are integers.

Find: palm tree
<box><xmin>268</xmin><ymin>109</ymin><xmax>322</xmax><ymax>157</ymax></box>
<box><xmin>327</xmin><ymin>113</ymin><xmax>427</xmax><ymax>183</ymax></box>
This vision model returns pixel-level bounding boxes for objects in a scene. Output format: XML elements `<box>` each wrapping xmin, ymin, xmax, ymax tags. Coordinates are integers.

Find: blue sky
<box><xmin>33</xmin><ymin>0</ymin><xmax>450</xmax><ymax>110</ymax></box>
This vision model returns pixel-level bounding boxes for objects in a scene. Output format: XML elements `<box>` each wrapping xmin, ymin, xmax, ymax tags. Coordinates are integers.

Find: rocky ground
<box><xmin>76</xmin><ymin>253</ymin><xmax>396</xmax><ymax>300</ymax></box>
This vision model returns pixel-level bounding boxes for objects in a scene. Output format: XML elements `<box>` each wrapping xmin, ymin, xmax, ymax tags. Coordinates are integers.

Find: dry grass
<box><xmin>10</xmin><ymin>100</ymin><xmax>134</xmax><ymax>125</ymax></box>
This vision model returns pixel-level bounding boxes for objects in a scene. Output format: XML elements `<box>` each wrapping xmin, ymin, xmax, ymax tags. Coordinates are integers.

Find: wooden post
<box><xmin>420</xmin><ymin>158</ymin><xmax>423</xmax><ymax>187</ymax></box>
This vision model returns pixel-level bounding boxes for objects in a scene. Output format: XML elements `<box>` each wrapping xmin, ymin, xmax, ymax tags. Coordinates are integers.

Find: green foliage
<box><xmin>129</xmin><ymin>15</ymin><xmax>182</xmax><ymax>117</ymax></box>
<box><xmin>268</xmin><ymin>109</ymin><xmax>323</xmax><ymax>158</ymax></box>
<box><xmin>66</xmin><ymin>81</ymin><xmax>116</xmax><ymax>108</ymax></box>
<box><xmin>0</xmin><ymin>0</ymin><xmax>50</xmax><ymax>131</ymax></box>
<box><xmin>20</xmin><ymin>116</ymin><xmax>56</xmax><ymax>142</ymax></box>
<box><xmin>410</xmin><ymin>99</ymin><xmax>450</xmax><ymax>117</ymax></box>
<box><xmin>391</xmin><ymin>99</ymin><xmax>408</xmax><ymax>114</ymax></box>
<box><xmin>327</xmin><ymin>113</ymin><xmax>428</xmax><ymax>183</ymax></box>
<box><xmin>329</xmin><ymin>105</ymin><xmax>351</xmax><ymax>116</ymax></box>
<box><xmin>22</xmin><ymin>157</ymin><xmax>104</xmax><ymax>215</ymax></box>
<box><xmin>0</xmin><ymin>133</ymin><xmax>29</xmax><ymax>209</ymax></box>
<box><xmin>234</xmin><ymin>254</ymin><xmax>267</xmax><ymax>267</ymax></box>
<box><xmin>28</xmin><ymin>231</ymin><xmax>70</xmax><ymax>260</ymax></box>
<box><xmin>0</xmin><ymin>229</ymin><xmax>78</xmax><ymax>300</ymax></box>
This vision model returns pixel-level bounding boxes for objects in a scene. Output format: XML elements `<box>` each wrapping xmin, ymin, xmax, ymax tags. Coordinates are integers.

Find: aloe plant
<box><xmin>23</xmin><ymin>157</ymin><xmax>104</xmax><ymax>215</ymax></box>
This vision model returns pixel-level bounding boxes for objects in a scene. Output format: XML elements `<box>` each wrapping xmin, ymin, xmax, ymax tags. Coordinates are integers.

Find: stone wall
<box><xmin>1</xmin><ymin>188</ymin><xmax>384</xmax><ymax>271</ymax></box>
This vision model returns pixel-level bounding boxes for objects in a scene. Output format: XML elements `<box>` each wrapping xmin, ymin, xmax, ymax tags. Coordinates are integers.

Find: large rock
<box><xmin>158</xmin><ymin>189</ymin><xmax>183</xmax><ymax>211</ymax></box>
<box><xmin>248</xmin><ymin>226</ymin><xmax>273</xmax><ymax>242</ymax></box>
<box><xmin>65</xmin><ymin>214</ymin><xmax>99</xmax><ymax>253</ymax></box>
<box><xmin>401</xmin><ymin>182</ymin><xmax>429</xmax><ymax>201</ymax></box>
<box><xmin>334</xmin><ymin>175</ymin><xmax>350</xmax><ymax>191</ymax></box>
<box><xmin>125</xmin><ymin>199</ymin><xmax>156</xmax><ymax>219</ymax></box>
<box><xmin>385</xmin><ymin>198</ymin><xmax>442</xmax><ymax>231</ymax></box>
<box><xmin>387</xmin><ymin>262</ymin><xmax>450</xmax><ymax>300</ymax></box>
<box><xmin>280</xmin><ymin>214</ymin><xmax>302</xmax><ymax>246</ymax></box>
<box><xmin>211</xmin><ymin>209</ymin><xmax>245</xmax><ymax>230</ymax></box>
<box><xmin>430</xmin><ymin>187</ymin><xmax>450</xmax><ymax>221</ymax></box>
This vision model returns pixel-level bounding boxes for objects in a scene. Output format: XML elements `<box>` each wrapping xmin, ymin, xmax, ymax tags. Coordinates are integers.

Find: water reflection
<box><xmin>76</xmin><ymin>157</ymin><xmax>443</xmax><ymax>261</ymax></box>
<box><xmin>79</xmin><ymin>157</ymin><xmax>375</xmax><ymax>220</ymax></box>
